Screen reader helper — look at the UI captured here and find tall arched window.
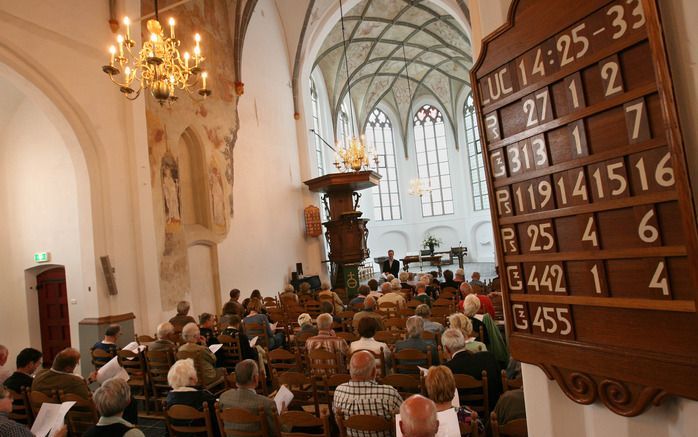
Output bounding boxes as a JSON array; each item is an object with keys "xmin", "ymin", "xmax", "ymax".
[
  {"xmin": 337, "ymin": 102, "xmax": 351, "ymax": 149},
  {"xmin": 366, "ymin": 108, "xmax": 401, "ymax": 220},
  {"xmin": 464, "ymin": 93, "xmax": 489, "ymax": 210},
  {"xmin": 413, "ymin": 104, "xmax": 454, "ymax": 216},
  {"xmin": 310, "ymin": 79, "xmax": 325, "ymax": 176}
]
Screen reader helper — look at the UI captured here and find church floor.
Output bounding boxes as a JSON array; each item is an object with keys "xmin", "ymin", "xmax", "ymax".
[{"xmin": 138, "ymin": 418, "xmax": 167, "ymax": 437}]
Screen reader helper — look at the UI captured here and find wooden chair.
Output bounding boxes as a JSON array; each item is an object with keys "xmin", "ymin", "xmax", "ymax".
[
  {"xmin": 454, "ymin": 371, "xmax": 490, "ymax": 419},
  {"xmin": 374, "ymin": 330, "xmax": 403, "ymax": 346},
  {"xmin": 145, "ymin": 348, "xmax": 176, "ymax": 411},
  {"xmin": 306, "ymin": 348, "xmax": 345, "ymax": 379},
  {"xmin": 8, "ymin": 388, "xmax": 32, "ymax": 425},
  {"xmin": 117, "ymin": 348, "xmax": 150, "ymax": 414},
  {"xmin": 165, "ymin": 403, "xmax": 215, "ymax": 437},
  {"xmin": 216, "ymin": 403, "xmax": 268, "ymax": 437},
  {"xmin": 276, "ymin": 371, "xmax": 320, "ymax": 416},
  {"xmin": 335, "ymin": 409, "xmax": 392, "ymax": 437},
  {"xmin": 243, "ymin": 322, "xmax": 270, "ymax": 350},
  {"xmin": 176, "ymin": 350, "xmax": 227, "ymax": 396},
  {"xmin": 293, "ymin": 331, "xmax": 313, "ymax": 356},
  {"xmin": 392, "ymin": 347, "xmax": 432, "ymax": 374},
  {"xmin": 379, "ymin": 373, "xmax": 421, "ymax": 400},
  {"xmin": 337, "ymin": 311, "xmax": 355, "ymax": 332},
  {"xmin": 59, "ymin": 391, "xmax": 99, "ymax": 437},
  {"xmin": 335, "ymin": 332, "xmax": 358, "ymax": 343},
  {"xmin": 26, "ymin": 388, "xmax": 59, "ymax": 418},
  {"xmin": 502, "ymin": 370, "xmax": 523, "ymax": 392},
  {"xmin": 384, "ymin": 317, "xmax": 406, "ymax": 331},
  {"xmin": 397, "ymin": 308, "xmax": 414, "ymax": 318},
  {"xmin": 432, "ymin": 298, "xmax": 454, "ymax": 308},
  {"xmin": 406, "ymin": 300, "xmax": 420, "ymax": 309},
  {"xmin": 136, "ymin": 334, "xmax": 156, "ymax": 344},
  {"xmin": 90, "ymin": 347, "xmax": 114, "ymax": 371},
  {"xmin": 225, "ymin": 373, "xmax": 237, "ymax": 389},
  {"xmin": 304, "ymin": 300, "xmax": 322, "ymax": 318},
  {"xmin": 318, "ymin": 374, "xmax": 351, "ymax": 416},
  {"xmin": 378, "ymin": 301, "xmax": 399, "ymax": 318},
  {"xmin": 263, "ymin": 296, "xmax": 278, "ymax": 307},
  {"xmin": 278, "ymin": 410, "xmax": 331, "ymax": 437},
  {"xmin": 268, "ymin": 348, "xmax": 303, "ymax": 387},
  {"xmin": 491, "ymin": 412, "xmax": 528, "ymax": 437},
  {"xmin": 217, "ymin": 334, "xmax": 243, "ymax": 373},
  {"xmin": 491, "ymin": 294, "xmax": 505, "ymax": 322}
]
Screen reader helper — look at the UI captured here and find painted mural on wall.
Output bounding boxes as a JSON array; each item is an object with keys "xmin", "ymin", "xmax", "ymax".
[{"xmin": 143, "ymin": 0, "xmax": 242, "ymax": 311}]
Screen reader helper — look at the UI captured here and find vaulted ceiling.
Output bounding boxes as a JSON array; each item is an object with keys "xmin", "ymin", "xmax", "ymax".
[{"xmin": 313, "ymin": 0, "xmax": 472, "ymax": 146}]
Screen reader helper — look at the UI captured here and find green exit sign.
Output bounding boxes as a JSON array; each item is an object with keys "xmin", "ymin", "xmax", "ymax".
[{"xmin": 34, "ymin": 252, "xmax": 50, "ymax": 263}]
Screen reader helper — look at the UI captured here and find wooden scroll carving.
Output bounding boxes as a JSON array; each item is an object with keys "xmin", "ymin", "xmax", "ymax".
[{"xmin": 471, "ymin": 0, "xmax": 698, "ymax": 415}]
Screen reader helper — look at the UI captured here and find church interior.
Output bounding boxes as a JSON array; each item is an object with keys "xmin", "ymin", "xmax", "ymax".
[{"xmin": 0, "ymin": 0, "xmax": 696, "ymax": 436}]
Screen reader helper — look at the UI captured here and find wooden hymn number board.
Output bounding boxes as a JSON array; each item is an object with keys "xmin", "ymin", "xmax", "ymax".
[{"xmin": 471, "ymin": 0, "xmax": 698, "ymax": 416}]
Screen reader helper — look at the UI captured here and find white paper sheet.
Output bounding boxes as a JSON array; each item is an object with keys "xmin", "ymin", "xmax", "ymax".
[
  {"xmin": 249, "ymin": 336, "xmax": 259, "ymax": 348},
  {"xmin": 452, "ymin": 388, "xmax": 460, "ymax": 408},
  {"xmin": 273, "ymin": 384, "xmax": 294, "ymax": 414},
  {"xmin": 121, "ymin": 341, "xmax": 147, "ymax": 359},
  {"xmin": 270, "ymin": 322, "xmax": 278, "ymax": 331},
  {"xmin": 96, "ymin": 356, "xmax": 130, "ymax": 384},
  {"xmin": 395, "ymin": 408, "xmax": 460, "ymax": 437},
  {"xmin": 31, "ymin": 401, "xmax": 76, "ymax": 437},
  {"xmin": 209, "ymin": 344, "xmax": 223, "ymax": 354},
  {"xmin": 418, "ymin": 366, "xmax": 429, "ymax": 376}
]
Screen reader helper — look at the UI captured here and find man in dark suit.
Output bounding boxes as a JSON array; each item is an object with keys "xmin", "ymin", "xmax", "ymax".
[
  {"xmin": 441, "ymin": 328, "xmax": 503, "ymax": 412},
  {"xmin": 219, "ymin": 359, "xmax": 281, "ymax": 436},
  {"xmin": 382, "ymin": 249, "xmax": 400, "ymax": 277}
]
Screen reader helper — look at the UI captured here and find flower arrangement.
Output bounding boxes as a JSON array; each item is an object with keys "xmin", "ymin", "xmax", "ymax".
[{"xmin": 422, "ymin": 234, "xmax": 443, "ymax": 250}]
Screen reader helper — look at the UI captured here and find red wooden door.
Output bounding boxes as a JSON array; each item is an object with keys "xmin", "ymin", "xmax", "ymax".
[{"xmin": 36, "ymin": 268, "xmax": 71, "ymax": 368}]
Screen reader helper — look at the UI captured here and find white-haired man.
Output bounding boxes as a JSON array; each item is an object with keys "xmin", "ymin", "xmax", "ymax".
[
  {"xmin": 398, "ymin": 395, "xmax": 439, "ymax": 437},
  {"xmin": 177, "ymin": 322, "xmax": 225, "ymax": 386},
  {"xmin": 441, "ymin": 328, "xmax": 502, "ymax": 412},
  {"xmin": 377, "ymin": 280, "xmax": 406, "ymax": 309},
  {"xmin": 306, "ymin": 313, "xmax": 349, "ymax": 373},
  {"xmin": 334, "ymin": 351, "xmax": 402, "ymax": 437},
  {"xmin": 395, "ymin": 316, "xmax": 438, "ymax": 370},
  {"xmin": 148, "ymin": 322, "xmax": 177, "ymax": 352}
]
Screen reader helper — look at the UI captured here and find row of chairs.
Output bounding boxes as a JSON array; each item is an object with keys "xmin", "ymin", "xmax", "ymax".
[{"xmin": 10, "ymin": 387, "xmax": 98, "ymax": 435}]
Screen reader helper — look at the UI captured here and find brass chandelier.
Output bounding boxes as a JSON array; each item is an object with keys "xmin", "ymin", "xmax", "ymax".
[
  {"xmin": 332, "ymin": 0, "xmax": 376, "ymax": 172},
  {"xmin": 102, "ymin": 1, "xmax": 211, "ymax": 105}
]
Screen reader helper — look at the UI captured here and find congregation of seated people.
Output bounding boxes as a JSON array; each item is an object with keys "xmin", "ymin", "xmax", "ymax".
[{"xmin": 0, "ymin": 268, "xmax": 525, "ymax": 437}]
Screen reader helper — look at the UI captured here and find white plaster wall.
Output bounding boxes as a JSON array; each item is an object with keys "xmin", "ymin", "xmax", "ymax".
[
  {"xmin": 217, "ymin": 0, "xmax": 322, "ymax": 300},
  {"xmin": 468, "ymin": 0, "xmax": 698, "ymax": 434},
  {"xmin": 0, "ymin": 95, "xmax": 82, "ymax": 371}
]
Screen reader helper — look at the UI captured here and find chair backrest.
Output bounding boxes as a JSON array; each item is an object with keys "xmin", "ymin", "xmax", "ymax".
[
  {"xmin": 318, "ymin": 373, "xmax": 351, "ymax": 416},
  {"xmin": 117, "ymin": 349, "xmax": 147, "ymax": 382},
  {"xmin": 91, "ymin": 348, "xmax": 114, "ymax": 371},
  {"xmin": 136, "ymin": 334, "xmax": 156, "ymax": 344},
  {"xmin": 243, "ymin": 322, "xmax": 270, "ymax": 349},
  {"xmin": 374, "ymin": 330, "xmax": 403, "ymax": 345},
  {"xmin": 165, "ymin": 403, "xmax": 215, "ymax": 437},
  {"xmin": 491, "ymin": 412, "xmax": 528, "ymax": 437},
  {"xmin": 278, "ymin": 411, "xmax": 331, "ymax": 437},
  {"xmin": 502, "ymin": 370, "xmax": 523, "ymax": 392},
  {"xmin": 293, "ymin": 331, "xmax": 313, "ymax": 355},
  {"xmin": 335, "ymin": 409, "xmax": 392, "ymax": 437},
  {"xmin": 335, "ymin": 332, "xmax": 358, "ymax": 343},
  {"xmin": 337, "ymin": 311, "xmax": 355, "ymax": 332},
  {"xmin": 145, "ymin": 348, "xmax": 176, "ymax": 398},
  {"xmin": 27, "ymin": 388, "xmax": 59, "ymax": 418},
  {"xmin": 406, "ymin": 300, "xmax": 420, "ymax": 309},
  {"xmin": 306, "ymin": 348, "xmax": 345, "ymax": 379},
  {"xmin": 218, "ymin": 334, "xmax": 243, "ymax": 372},
  {"xmin": 59, "ymin": 391, "xmax": 99, "ymax": 436},
  {"xmin": 392, "ymin": 347, "xmax": 432, "ymax": 374},
  {"xmin": 453, "ymin": 371, "xmax": 489, "ymax": 419},
  {"xmin": 384, "ymin": 317, "xmax": 406, "ymax": 331},
  {"xmin": 304, "ymin": 300, "xmax": 322, "ymax": 317},
  {"xmin": 8, "ymin": 388, "xmax": 31, "ymax": 425},
  {"xmin": 277, "ymin": 371, "xmax": 320, "ymax": 416},
  {"xmin": 216, "ymin": 403, "xmax": 267, "ymax": 437},
  {"xmin": 347, "ymin": 348, "xmax": 387, "ymax": 378},
  {"xmin": 379, "ymin": 374, "xmax": 421, "ymax": 400},
  {"xmin": 377, "ymin": 301, "xmax": 398, "ymax": 318},
  {"xmin": 268, "ymin": 348, "xmax": 303, "ymax": 386}
]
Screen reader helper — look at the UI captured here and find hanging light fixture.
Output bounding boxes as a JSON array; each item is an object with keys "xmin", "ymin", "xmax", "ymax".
[
  {"xmin": 101, "ymin": 0, "xmax": 211, "ymax": 105},
  {"xmin": 333, "ymin": 0, "xmax": 378, "ymax": 172}
]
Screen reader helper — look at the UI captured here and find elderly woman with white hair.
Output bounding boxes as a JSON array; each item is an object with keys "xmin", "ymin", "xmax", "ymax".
[
  {"xmin": 177, "ymin": 322, "xmax": 226, "ymax": 386},
  {"xmin": 394, "ymin": 316, "xmax": 439, "ymax": 372},
  {"xmin": 458, "ymin": 294, "xmax": 489, "ymax": 346},
  {"xmin": 297, "ymin": 313, "xmax": 317, "ymax": 335},
  {"xmin": 165, "ymin": 358, "xmax": 218, "ymax": 432},
  {"xmin": 83, "ymin": 378, "xmax": 144, "ymax": 437},
  {"xmin": 317, "ymin": 282, "xmax": 345, "ymax": 313},
  {"xmin": 448, "ymin": 313, "xmax": 487, "ymax": 352}
]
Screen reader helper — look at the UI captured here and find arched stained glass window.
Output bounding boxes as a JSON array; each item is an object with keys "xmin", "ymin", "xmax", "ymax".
[
  {"xmin": 464, "ymin": 93, "xmax": 489, "ymax": 210},
  {"xmin": 366, "ymin": 108, "xmax": 401, "ymax": 221},
  {"xmin": 413, "ymin": 104, "xmax": 454, "ymax": 217},
  {"xmin": 310, "ymin": 78, "xmax": 325, "ymax": 176}
]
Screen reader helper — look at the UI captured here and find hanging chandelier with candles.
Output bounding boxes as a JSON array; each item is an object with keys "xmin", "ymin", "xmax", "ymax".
[
  {"xmin": 102, "ymin": 1, "xmax": 211, "ymax": 105},
  {"xmin": 408, "ymin": 178, "xmax": 433, "ymax": 197},
  {"xmin": 332, "ymin": 0, "xmax": 377, "ymax": 173}
]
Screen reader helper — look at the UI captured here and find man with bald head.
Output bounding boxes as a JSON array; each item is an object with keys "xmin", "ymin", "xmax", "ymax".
[
  {"xmin": 399, "ymin": 395, "xmax": 439, "ymax": 437},
  {"xmin": 32, "ymin": 347, "xmax": 91, "ymax": 399},
  {"xmin": 333, "ymin": 351, "xmax": 402, "ymax": 437}
]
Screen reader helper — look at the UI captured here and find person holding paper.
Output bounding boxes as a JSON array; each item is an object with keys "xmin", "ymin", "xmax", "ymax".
[
  {"xmin": 32, "ymin": 348, "xmax": 91, "ymax": 399},
  {"xmin": 219, "ymin": 359, "xmax": 281, "ymax": 437},
  {"xmin": 177, "ymin": 323, "xmax": 226, "ymax": 386},
  {"xmin": 83, "ymin": 378, "xmax": 144, "ymax": 437},
  {"xmin": 423, "ymin": 366, "xmax": 484, "ymax": 437},
  {"xmin": 92, "ymin": 325, "xmax": 121, "ymax": 361},
  {"xmin": 147, "ymin": 322, "xmax": 177, "ymax": 352},
  {"xmin": 1, "ymin": 385, "xmax": 67, "ymax": 437}
]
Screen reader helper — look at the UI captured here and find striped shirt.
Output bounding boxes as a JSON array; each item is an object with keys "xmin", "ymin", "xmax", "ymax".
[
  {"xmin": 333, "ymin": 380, "xmax": 402, "ymax": 437},
  {"xmin": 0, "ymin": 412, "xmax": 33, "ymax": 437}
]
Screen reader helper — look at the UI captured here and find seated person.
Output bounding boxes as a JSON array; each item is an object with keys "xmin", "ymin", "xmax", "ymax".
[
  {"xmin": 297, "ymin": 283, "xmax": 314, "ymax": 301},
  {"xmin": 459, "ymin": 282, "xmax": 495, "ymax": 319},
  {"xmin": 198, "ymin": 313, "xmax": 217, "ymax": 346},
  {"xmin": 279, "ymin": 284, "xmax": 299, "ymax": 307},
  {"xmin": 398, "ymin": 395, "xmax": 439, "ymax": 437},
  {"xmin": 413, "ymin": 283, "xmax": 432, "ymax": 307},
  {"xmin": 448, "ymin": 313, "xmax": 487, "ymax": 352},
  {"xmin": 219, "ymin": 315, "xmax": 258, "ymax": 361},
  {"xmin": 242, "ymin": 290, "xmax": 267, "ymax": 315},
  {"xmin": 219, "ymin": 359, "xmax": 281, "ymax": 437},
  {"xmin": 297, "ymin": 313, "xmax": 318, "ymax": 335},
  {"xmin": 148, "ymin": 322, "xmax": 177, "ymax": 352},
  {"xmin": 367, "ymin": 278, "xmax": 379, "ymax": 294},
  {"xmin": 317, "ymin": 282, "xmax": 344, "ymax": 313},
  {"xmin": 469, "ymin": 271, "xmax": 486, "ymax": 289},
  {"xmin": 33, "ymin": 348, "xmax": 91, "ymax": 399},
  {"xmin": 92, "ymin": 324, "xmax": 121, "ymax": 362},
  {"xmin": 378, "ymin": 281, "xmax": 406, "ymax": 309},
  {"xmin": 170, "ymin": 301, "xmax": 197, "ymax": 334},
  {"xmin": 0, "ymin": 385, "xmax": 67, "ymax": 437},
  {"xmin": 166, "ymin": 358, "xmax": 218, "ymax": 432},
  {"xmin": 222, "ymin": 288, "xmax": 244, "ymax": 317},
  {"xmin": 441, "ymin": 328, "xmax": 503, "ymax": 412},
  {"xmin": 306, "ymin": 313, "xmax": 349, "ymax": 369},
  {"xmin": 243, "ymin": 298, "xmax": 284, "ymax": 350},
  {"xmin": 399, "ymin": 271, "xmax": 415, "ymax": 293},
  {"xmin": 84, "ymin": 378, "xmax": 144, "ymax": 437},
  {"xmin": 454, "ymin": 268, "xmax": 466, "ymax": 285},
  {"xmin": 349, "ymin": 317, "xmax": 391, "ymax": 372},
  {"xmin": 177, "ymin": 323, "xmax": 225, "ymax": 386},
  {"xmin": 492, "ymin": 388, "xmax": 526, "ymax": 428},
  {"xmin": 415, "ymin": 304, "xmax": 444, "ymax": 334},
  {"xmin": 3, "ymin": 348, "xmax": 42, "ymax": 394},
  {"xmin": 320, "ymin": 301, "xmax": 341, "ymax": 325},
  {"xmin": 423, "ymin": 365, "xmax": 484, "ymax": 436},
  {"xmin": 352, "ymin": 296, "xmax": 384, "ymax": 332},
  {"xmin": 459, "ymin": 294, "xmax": 490, "ymax": 345},
  {"xmin": 394, "ymin": 316, "xmax": 438, "ymax": 371},
  {"xmin": 348, "ymin": 285, "xmax": 369, "ymax": 309},
  {"xmin": 440, "ymin": 269, "xmax": 461, "ymax": 290}
]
